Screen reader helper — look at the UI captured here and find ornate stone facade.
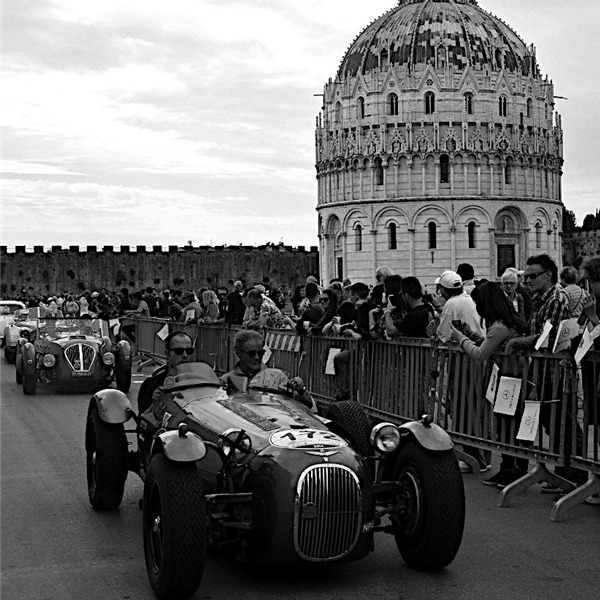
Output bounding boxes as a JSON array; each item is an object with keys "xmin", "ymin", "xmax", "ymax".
[{"xmin": 315, "ymin": 0, "xmax": 564, "ymax": 285}]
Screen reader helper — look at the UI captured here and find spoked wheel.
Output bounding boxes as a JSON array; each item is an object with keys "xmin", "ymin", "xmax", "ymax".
[
  {"xmin": 143, "ymin": 454, "xmax": 207, "ymax": 600},
  {"xmin": 390, "ymin": 442, "xmax": 465, "ymax": 570},
  {"xmin": 85, "ymin": 407, "xmax": 128, "ymax": 510}
]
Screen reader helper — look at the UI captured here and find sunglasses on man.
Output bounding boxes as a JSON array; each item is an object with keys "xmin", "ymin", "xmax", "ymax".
[
  {"xmin": 523, "ymin": 270, "xmax": 548, "ymax": 282},
  {"xmin": 168, "ymin": 347, "xmax": 195, "ymax": 356},
  {"xmin": 237, "ymin": 349, "xmax": 266, "ymax": 358}
]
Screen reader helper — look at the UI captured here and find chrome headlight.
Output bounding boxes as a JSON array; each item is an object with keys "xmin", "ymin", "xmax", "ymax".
[
  {"xmin": 219, "ymin": 428, "xmax": 252, "ymax": 460},
  {"xmin": 102, "ymin": 351, "xmax": 115, "ymax": 366},
  {"xmin": 370, "ymin": 422, "xmax": 401, "ymax": 454},
  {"xmin": 43, "ymin": 354, "xmax": 56, "ymax": 368}
]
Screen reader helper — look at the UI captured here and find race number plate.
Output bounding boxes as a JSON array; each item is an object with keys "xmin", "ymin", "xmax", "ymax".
[{"xmin": 269, "ymin": 429, "xmax": 347, "ymax": 450}]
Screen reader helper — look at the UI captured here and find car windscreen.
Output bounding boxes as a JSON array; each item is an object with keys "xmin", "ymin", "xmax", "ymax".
[
  {"xmin": 37, "ymin": 318, "xmax": 104, "ymax": 340},
  {"xmin": 0, "ymin": 304, "xmax": 25, "ymax": 315}
]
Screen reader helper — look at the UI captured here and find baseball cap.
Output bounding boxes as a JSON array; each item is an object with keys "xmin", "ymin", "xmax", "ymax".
[{"xmin": 439, "ymin": 270, "xmax": 463, "ymax": 289}]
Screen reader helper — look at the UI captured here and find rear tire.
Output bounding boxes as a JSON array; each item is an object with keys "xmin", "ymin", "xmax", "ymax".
[
  {"xmin": 390, "ymin": 442, "xmax": 465, "ymax": 570},
  {"xmin": 325, "ymin": 400, "xmax": 372, "ymax": 457},
  {"xmin": 85, "ymin": 407, "xmax": 128, "ymax": 510},
  {"xmin": 143, "ymin": 454, "xmax": 207, "ymax": 600}
]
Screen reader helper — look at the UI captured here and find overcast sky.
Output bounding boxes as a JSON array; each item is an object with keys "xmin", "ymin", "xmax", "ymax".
[{"xmin": 2, "ymin": 0, "xmax": 599, "ymax": 250}]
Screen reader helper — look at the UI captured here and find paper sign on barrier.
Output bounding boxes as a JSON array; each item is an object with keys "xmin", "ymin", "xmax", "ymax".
[
  {"xmin": 574, "ymin": 325, "xmax": 600, "ymax": 364},
  {"xmin": 110, "ymin": 318, "xmax": 120, "ymax": 335},
  {"xmin": 485, "ymin": 363, "xmax": 500, "ymax": 404},
  {"xmin": 261, "ymin": 344, "xmax": 272, "ymax": 364},
  {"xmin": 552, "ymin": 318, "xmax": 579, "ymax": 354},
  {"xmin": 516, "ymin": 401, "xmax": 541, "ymax": 442},
  {"xmin": 534, "ymin": 320, "xmax": 552, "ymax": 350},
  {"xmin": 493, "ymin": 376, "xmax": 522, "ymax": 416},
  {"xmin": 157, "ymin": 324, "xmax": 169, "ymax": 341},
  {"xmin": 325, "ymin": 348, "xmax": 342, "ymax": 375}
]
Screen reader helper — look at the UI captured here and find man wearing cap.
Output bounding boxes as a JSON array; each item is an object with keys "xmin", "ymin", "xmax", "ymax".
[{"xmin": 436, "ymin": 270, "xmax": 485, "ymax": 343}]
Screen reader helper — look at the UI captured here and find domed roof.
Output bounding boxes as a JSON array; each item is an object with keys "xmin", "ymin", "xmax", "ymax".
[{"xmin": 337, "ymin": 0, "xmax": 535, "ymax": 79}]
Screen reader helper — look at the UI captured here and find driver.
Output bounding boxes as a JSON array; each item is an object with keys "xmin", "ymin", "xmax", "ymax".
[
  {"xmin": 137, "ymin": 331, "xmax": 195, "ymax": 418},
  {"xmin": 220, "ymin": 330, "xmax": 316, "ymax": 412}
]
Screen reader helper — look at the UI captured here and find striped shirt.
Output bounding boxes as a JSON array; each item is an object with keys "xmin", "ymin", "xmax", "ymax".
[{"xmin": 528, "ymin": 283, "xmax": 568, "ymax": 348}]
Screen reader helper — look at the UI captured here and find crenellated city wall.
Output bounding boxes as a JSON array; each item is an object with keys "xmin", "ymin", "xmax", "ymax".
[{"xmin": 0, "ymin": 244, "xmax": 319, "ymax": 296}]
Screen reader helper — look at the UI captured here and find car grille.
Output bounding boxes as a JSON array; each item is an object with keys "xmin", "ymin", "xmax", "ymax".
[
  {"xmin": 294, "ymin": 464, "xmax": 362, "ymax": 561},
  {"xmin": 64, "ymin": 344, "xmax": 97, "ymax": 372}
]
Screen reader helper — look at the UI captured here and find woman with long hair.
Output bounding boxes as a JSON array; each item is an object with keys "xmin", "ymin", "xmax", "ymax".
[
  {"xmin": 450, "ymin": 281, "xmax": 528, "ymax": 488},
  {"xmin": 201, "ymin": 289, "xmax": 220, "ymax": 323},
  {"xmin": 311, "ymin": 288, "xmax": 339, "ymax": 335}
]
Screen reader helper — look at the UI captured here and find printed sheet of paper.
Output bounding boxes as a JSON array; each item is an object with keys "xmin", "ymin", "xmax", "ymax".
[
  {"xmin": 185, "ymin": 309, "xmax": 196, "ymax": 323},
  {"xmin": 493, "ymin": 376, "xmax": 522, "ymax": 416},
  {"xmin": 485, "ymin": 363, "xmax": 500, "ymax": 404},
  {"xmin": 534, "ymin": 320, "xmax": 552, "ymax": 350},
  {"xmin": 517, "ymin": 401, "xmax": 541, "ymax": 442},
  {"xmin": 325, "ymin": 348, "xmax": 342, "ymax": 375},
  {"xmin": 109, "ymin": 318, "xmax": 120, "ymax": 335},
  {"xmin": 574, "ymin": 325, "xmax": 600, "ymax": 364},
  {"xmin": 156, "ymin": 323, "xmax": 169, "ymax": 340},
  {"xmin": 552, "ymin": 318, "xmax": 579, "ymax": 354}
]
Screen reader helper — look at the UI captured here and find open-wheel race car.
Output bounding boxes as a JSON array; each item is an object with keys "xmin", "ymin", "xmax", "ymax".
[
  {"xmin": 16, "ymin": 317, "xmax": 132, "ymax": 394},
  {"xmin": 85, "ymin": 363, "xmax": 465, "ymax": 600}
]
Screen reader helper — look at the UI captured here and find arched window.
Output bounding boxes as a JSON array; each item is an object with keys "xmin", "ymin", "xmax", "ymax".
[
  {"xmin": 335, "ymin": 101, "xmax": 342, "ymax": 122},
  {"xmin": 519, "ymin": 112, "xmax": 524, "ymax": 128},
  {"xmin": 499, "ymin": 96, "xmax": 507, "ymax": 117},
  {"xmin": 535, "ymin": 222, "xmax": 542, "ymax": 249},
  {"xmin": 355, "ymin": 224, "xmax": 363, "ymax": 251},
  {"xmin": 464, "ymin": 92, "xmax": 473, "ymax": 115},
  {"xmin": 428, "ymin": 222, "xmax": 437, "ymax": 249},
  {"xmin": 380, "ymin": 49, "xmax": 389, "ymax": 71},
  {"xmin": 437, "ymin": 45, "xmax": 447, "ymax": 69},
  {"xmin": 505, "ymin": 163, "xmax": 512, "ymax": 184},
  {"xmin": 425, "ymin": 91, "xmax": 435, "ymax": 114},
  {"xmin": 388, "ymin": 223, "xmax": 397, "ymax": 250},
  {"xmin": 468, "ymin": 221, "xmax": 476, "ymax": 248},
  {"xmin": 357, "ymin": 97, "xmax": 365, "ymax": 119},
  {"xmin": 388, "ymin": 93, "xmax": 399, "ymax": 116},
  {"xmin": 526, "ymin": 98, "xmax": 533, "ymax": 118},
  {"xmin": 374, "ymin": 159, "xmax": 383, "ymax": 186},
  {"xmin": 440, "ymin": 154, "xmax": 449, "ymax": 183}
]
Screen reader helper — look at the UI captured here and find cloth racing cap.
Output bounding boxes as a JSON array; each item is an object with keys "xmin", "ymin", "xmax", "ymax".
[{"xmin": 439, "ymin": 270, "xmax": 463, "ymax": 290}]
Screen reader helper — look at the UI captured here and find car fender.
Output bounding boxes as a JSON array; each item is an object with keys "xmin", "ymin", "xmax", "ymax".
[
  {"xmin": 115, "ymin": 340, "xmax": 132, "ymax": 369},
  {"xmin": 152, "ymin": 429, "xmax": 207, "ymax": 463},
  {"xmin": 21, "ymin": 342, "xmax": 37, "ymax": 375},
  {"xmin": 90, "ymin": 389, "xmax": 133, "ymax": 424},
  {"xmin": 398, "ymin": 420, "xmax": 454, "ymax": 452}
]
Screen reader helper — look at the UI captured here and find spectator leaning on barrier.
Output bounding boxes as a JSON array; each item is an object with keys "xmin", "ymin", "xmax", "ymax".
[
  {"xmin": 383, "ymin": 276, "xmax": 434, "ymax": 339},
  {"xmin": 295, "ymin": 282, "xmax": 324, "ymax": 335},
  {"xmin": 243, "ymin": 289, "xmax": 294, "ymax": 331},
  {"xmin": 436, "ymin": 270, "xmax": 485, "ymax": 343},
  {"xmin": 450, "ymin": 281, "xmax": 529, "ymax": 488},
  {"xmin": 560, "ymin": 265, "xmax": 589, "ymax": 319},
  {"xmin": 310, "ymin": 288, "xmax": 339, "ymax": 336},
  {"xmin": 370, "ymin": 266, "xmax": 393, "ymax": 307}
]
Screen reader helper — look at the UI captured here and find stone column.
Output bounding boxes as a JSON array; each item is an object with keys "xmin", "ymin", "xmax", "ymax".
[
  {"xmin": 488, "ymin": 227, "xmax": 496, "ymax": 277},
  {"xmin": 408, "ymin": 229, "xmax": 415, "ymax": 275}
]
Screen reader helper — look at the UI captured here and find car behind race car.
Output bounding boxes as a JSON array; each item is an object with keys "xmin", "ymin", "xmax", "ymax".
[
  {"xmin": 16, "ymin": 317, "xmax": 132, "ymax": 394},
  {"xmin": 85, "ymin": 363, "xmax": 465, "ymax": 600},
  {"xmin": 3, "ymin": 307, "xmax": 41, "ymax": 363},
  {"xmin": 1, "ymin": 300, "xmax": 27, "ymax": 362}
]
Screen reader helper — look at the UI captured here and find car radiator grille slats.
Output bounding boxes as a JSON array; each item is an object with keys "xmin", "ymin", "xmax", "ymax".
[
  {"xmin": 294, "ymin": 464, "xmax": 362, "ymax": 561},
  {"xmin": 64, "ymin": 344, "xmax": 96, "ymax": 371}
]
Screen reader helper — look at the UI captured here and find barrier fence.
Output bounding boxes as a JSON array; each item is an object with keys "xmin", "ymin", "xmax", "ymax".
[{"xmin": 120, "ymin": 317, "xmax": 600, "ymax": 521}]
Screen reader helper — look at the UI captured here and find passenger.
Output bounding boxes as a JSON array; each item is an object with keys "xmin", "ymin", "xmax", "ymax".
[
  {"xmin": 137, "ymin": 331, "xmax": 195, "ymax": 417},
  {"xmin": 450, "ymin": 282, "xmax": 529, "ymax": 488}
]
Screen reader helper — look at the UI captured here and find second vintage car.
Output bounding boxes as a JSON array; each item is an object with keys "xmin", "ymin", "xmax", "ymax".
[
  {"xmin": 16, "ymin": 317, "xmax": 132, "ymax": 394},
  {"xmin": 85, "ymin": 363, "xmax": 465, "ymax": 600},
  {"xmin": 1, "ymin": 300, "xmax": 27, "ymax": 362}
]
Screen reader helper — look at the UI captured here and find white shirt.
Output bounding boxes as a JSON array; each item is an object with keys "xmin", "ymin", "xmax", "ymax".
[{"xmin": 436, "ymin": 291, "xmax": 485, "ymax": 343}]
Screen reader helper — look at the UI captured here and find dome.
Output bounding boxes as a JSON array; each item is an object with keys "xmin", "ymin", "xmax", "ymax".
[{"xmin": 338, "ymin": 0, "xmax": 536, "ymax": 79}]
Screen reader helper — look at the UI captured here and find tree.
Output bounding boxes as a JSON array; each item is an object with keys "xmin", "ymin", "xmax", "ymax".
[
  {"xmin": 562, "ymin": 207, "xmax": 577, "ymax": 233},
  {"xmin": 582, "ymin": 213, "xmax": 596, "ymax": 231}
]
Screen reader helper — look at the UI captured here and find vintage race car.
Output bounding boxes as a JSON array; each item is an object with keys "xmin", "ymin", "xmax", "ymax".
[
  {"xmin": 1, "ymin": 300, "xmax": 27, "ymax": 361},
  {"xmin": 16, "ymin": 317, "xmax": 132, "ymax": 394},
  {"xmin": 3, "ymin": 307, "xmax": 41, "ymax": 364},
  {"xmin": 85, "ymin": 363, "xmax": 465, "ymax": 600}
]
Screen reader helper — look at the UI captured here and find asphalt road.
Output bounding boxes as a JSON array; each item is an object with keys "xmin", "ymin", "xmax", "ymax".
[{"xmin": 1, "ymin": 358, "xmax": 599, "ymax": 600}]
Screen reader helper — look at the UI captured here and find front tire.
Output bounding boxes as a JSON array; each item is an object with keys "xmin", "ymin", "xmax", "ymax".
[
  {"xmin": 391, "ymin": 442, "xmax": 465, "ymax": 570},
  {"xmin": 85, "ymin": 407, "xmax": 128, "ymax": 510},
  {"xmin": 115, "ymin": 366, "xmax": 132, "ymax": 393},
  {"xmin": 22, "ymin": 371, "xmax": 36, "ymax": 395},
  {"xmin": 325, "ymin": 400, "xmax": 372, "ymax": 457},
  {"xmin": 143, "ymin": 454, "xmax": 207, "ymax": 600}
]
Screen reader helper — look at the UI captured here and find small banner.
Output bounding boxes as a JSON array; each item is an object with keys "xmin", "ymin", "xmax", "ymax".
[
  {"xmin": 156, "ymin": 323, "xmax": 169, "ymax": 341},
  {"xmin": 552, "ymin": 318, "xmax": 579, "ymax": 354},
  {"xmin": 574, "ymin": 325, "xmax": 600, "ymax": 364},
  {"xmin": 517, "ymin": 401, "xmax": 541, "ymax": 442},
  {"xmin": 325, "ymin": 348, "xmax": 342, "ymax": 375},
  {"xmin": 485, "ymin": 363, "xmax": 500, "ymax": 404},
  {"xmin": 493, "ymin": 376, "xmax": 522, "ymax": 416},
  {"xmin": 264, "ymin": 331, "xmax": 301, "ymax": 352},
  {"xmin": 534, "ymin": 320, "xmax": 552, "ymax": 350},
  {"xmin": 262, "ymin": 344, "xmax": 272, "ymax": 364}
]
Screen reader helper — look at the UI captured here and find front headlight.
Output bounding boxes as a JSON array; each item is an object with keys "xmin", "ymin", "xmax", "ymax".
[
  {"xmin": 43, "ymin": 354, "xmax": 56, "ymax": 368},
  {"xmin": 370, "ymin": 422, "xmax": 401, "ymax": 454},
  {"xmin": 102, "ymin": 351, "xmax": 115, "ymax": 366},
  {"xmin": 219, "ymin": 428, "xmax": 252, "ymax": 460}
]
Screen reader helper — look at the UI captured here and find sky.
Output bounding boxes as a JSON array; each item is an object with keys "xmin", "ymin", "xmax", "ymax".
[{"xmin": 2, "ymin": 0, "xmax": 599, "ymax": 250}]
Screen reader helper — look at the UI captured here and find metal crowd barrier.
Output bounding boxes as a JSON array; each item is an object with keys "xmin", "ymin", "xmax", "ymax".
[{"xmin": 123, "ymin": 318, "xmax": 600, "ymax": 521}]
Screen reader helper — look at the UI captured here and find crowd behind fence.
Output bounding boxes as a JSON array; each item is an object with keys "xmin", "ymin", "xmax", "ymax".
[{"xmin": 120, "ymin": 317, "xmax": 600, "ymax": 521}]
